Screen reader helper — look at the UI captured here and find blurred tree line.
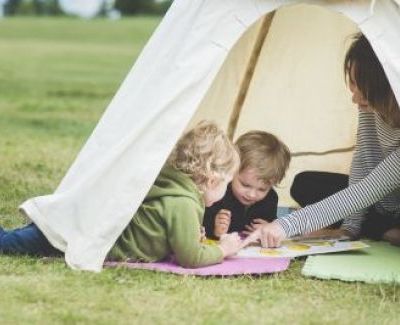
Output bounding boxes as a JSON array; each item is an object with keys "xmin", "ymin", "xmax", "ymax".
[
  {"xmin": 115, "ymin": 0, "xmax": 173, "ymax": 15},
  {"xmin": 2, "ymin": 0, "xmax": 173, "ymax": 16},
  {"xmin": 4, "ymin": 0, "xmax": 62, "ymax": 15}
]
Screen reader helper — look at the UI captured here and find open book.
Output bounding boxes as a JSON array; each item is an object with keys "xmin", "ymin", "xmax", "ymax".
[
  {"xmin": 236, "ymin": 239, "xmax": 368, "ymax": 258},
  {"xmin": 203, "ymin": 237, "xmax": 369, "ymax": 258}
]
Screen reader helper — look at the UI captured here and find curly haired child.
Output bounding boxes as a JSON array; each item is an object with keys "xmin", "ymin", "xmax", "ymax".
[{"xmin": 0, "ymin": 121, "xmax": 243, "ymax": 268}]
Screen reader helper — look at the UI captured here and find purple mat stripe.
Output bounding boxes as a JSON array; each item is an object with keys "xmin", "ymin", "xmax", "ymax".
[{"xmin": 105, "ymin": 257, "xmax": 290, "ymax": 276}]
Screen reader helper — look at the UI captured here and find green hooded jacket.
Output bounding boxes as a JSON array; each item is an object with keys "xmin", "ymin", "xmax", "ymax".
[{"xmin": 108, "ymin": 165, "xmax": 223, "ymax": 268}]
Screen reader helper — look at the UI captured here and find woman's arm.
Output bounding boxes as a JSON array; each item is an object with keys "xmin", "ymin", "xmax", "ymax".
[{"xmin": 277, "ymin": 148, "xmax": 400, "ymax": 237}]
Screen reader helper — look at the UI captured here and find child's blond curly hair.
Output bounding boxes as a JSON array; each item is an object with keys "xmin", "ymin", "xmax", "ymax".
[{"xmin": 168, "ymin": 121, "xmax": 240, "ymax": 192}]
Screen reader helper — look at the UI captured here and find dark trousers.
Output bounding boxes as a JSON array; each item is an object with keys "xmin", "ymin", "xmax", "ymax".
[
  {"xmin": 290, "ymin": 171, "xmax": 400, "ymax": 240},
  {"xmin": 0, "ymin": 223, "xmax": 61, "ymax": 256}
]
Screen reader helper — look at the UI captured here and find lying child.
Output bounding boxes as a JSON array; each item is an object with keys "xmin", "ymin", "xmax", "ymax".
[
  {"xmin": 0, "ymin": 121, "xmax": 243, "ymax": 268},
  {"xmin": 203, "ymin": 131, "xmax": 291, "ymax": 239}
]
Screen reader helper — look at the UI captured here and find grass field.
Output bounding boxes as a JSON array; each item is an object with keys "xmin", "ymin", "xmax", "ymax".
[{"xmin": 0, "ymin": 17, "xmax": 399, "ymax": 324}]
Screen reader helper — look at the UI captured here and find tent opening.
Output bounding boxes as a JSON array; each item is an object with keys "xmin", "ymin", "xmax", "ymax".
[{"xmin": 188, "ymin": 4, "xmax": 360, "ymax": 206}]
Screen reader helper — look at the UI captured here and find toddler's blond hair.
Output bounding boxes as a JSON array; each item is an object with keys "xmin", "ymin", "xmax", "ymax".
[
  {"xmin": 168, "ymin": 121, "xmax": 240, "ymax": 192},
  {"xmin": 235, "ymin": 131, "xmax": 291, "ymax": 185}
]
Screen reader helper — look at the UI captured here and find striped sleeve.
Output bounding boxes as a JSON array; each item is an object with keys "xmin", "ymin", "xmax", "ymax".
[
  {"xmin": 277, "ymin": 148, "xmax": 400, "ymax": 237},
  {"xmin": 340, "ymin": 138, "xmax": 368, "ymax": 236}
]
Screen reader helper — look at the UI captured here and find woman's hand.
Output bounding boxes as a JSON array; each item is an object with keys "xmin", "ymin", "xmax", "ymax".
[
  {"xmin": 299, "ymin": 228, "xmax": 352, "ymax": 240},
  {"xmin": 241, "ymin": 221, "xmax": 287, "ymax": 248}
]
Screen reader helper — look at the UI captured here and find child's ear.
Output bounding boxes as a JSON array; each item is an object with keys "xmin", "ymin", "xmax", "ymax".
[{"xmin": 207, "ymin": 175, "xmax": 219, "ymax": 189}]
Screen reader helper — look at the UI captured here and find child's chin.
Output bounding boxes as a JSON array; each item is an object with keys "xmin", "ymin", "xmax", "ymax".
[{"xmin": 239, "ymin": 199, "xmax": 254, "ymax": 206}]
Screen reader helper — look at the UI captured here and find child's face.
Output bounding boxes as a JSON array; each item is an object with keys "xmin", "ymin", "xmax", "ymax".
[
  {"xmin": 231, "ymin": 167, "xmax": 272, "ymax": 206},
  {"xmin": 203, "ymin": 175, "xmax": 233, "ymax": 207}
]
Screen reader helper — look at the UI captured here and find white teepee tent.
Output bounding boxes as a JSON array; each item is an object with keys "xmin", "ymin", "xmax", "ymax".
[{"xmin": 20, "ymin": 0, "xmax": 400, "ymax": 271}]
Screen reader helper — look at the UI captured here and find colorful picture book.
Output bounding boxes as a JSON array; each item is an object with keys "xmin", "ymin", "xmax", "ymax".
[
  {"xmin": 235, "ymin": 239, "xmax": 369, "ymax": 258},
  {"xmin": 203, "ymin": 238, "xmax": 369, "ymax": 258}
]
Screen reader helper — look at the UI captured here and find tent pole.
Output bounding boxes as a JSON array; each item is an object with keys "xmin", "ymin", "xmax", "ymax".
[
  {"xmin": 227, "ymin": 12, "xmax": 276, "ymax": 140},
  {"xmin": 292, "ymin": 145, "xmax": 355, "ymax": 157}
]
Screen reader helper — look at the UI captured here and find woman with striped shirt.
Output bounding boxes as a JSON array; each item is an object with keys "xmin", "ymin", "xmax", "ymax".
[{"xmin": 245, "ymin": 33, "xmax": 400, "ymax": 248}]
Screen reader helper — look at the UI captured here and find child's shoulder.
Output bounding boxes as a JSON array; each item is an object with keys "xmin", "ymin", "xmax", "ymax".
[
  {"xmin": 258, "ymin": 188, "xmax": 278, "ymax": 204},
  {"xmin": 267, "ymin": 188, "xmax": 278, "ymax": 199},
  {"xmin": 163, "ymin": 195, "xmax": 204, "ymax": 221}
]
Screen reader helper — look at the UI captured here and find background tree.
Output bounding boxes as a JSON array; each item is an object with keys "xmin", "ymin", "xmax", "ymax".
[
  {"xmin": 4, "ymin": 0, "xmax": 61, "ymax": 16},
  {"xmin": 43, "ymin": 0, "xmax": 61, "ymax": 15},
  {"xmin": 157, "ymin": 0, "xmax": 173, "ymax": 13},
  {"xmin": 32, "ymin": 0, "xmax": 44, "ymax": 14},
  {"xmin": 114, "ymin": 0, "xmax": 152, "ymax": 15},
  {"xmin": 2, "ymin": 0, "xmax": 171, "ymax": 16},
  {"xmin": 114, "ymin": 0, "xmax": 173, "ymax": 15},
  {"xmin": 4, "ymin": 0, "xmax": 22, "ymax": 15}
]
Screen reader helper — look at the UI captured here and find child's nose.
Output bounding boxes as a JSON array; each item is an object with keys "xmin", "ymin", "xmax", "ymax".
[{"xmin": 248, "ymin": 189, "xmax": 257, "ymax": 199}]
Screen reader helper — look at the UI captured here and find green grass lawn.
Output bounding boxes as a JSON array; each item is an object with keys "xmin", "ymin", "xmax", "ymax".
[{"xmin": 0, "ymin": 17, "xmax": 399, "ymax": 324}]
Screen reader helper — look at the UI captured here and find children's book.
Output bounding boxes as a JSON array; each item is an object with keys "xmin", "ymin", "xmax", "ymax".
[
  {"xmin": 236, "ymin": 239, "xmax": 368, "ymax": 258},
  {"xmin": 203, "ymin": 238, "xmax": 369, "ymax": 258}
]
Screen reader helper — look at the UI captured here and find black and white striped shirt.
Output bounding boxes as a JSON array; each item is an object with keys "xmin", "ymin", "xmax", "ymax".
[{"xmin": 278, "ymin": 112, "xmax": 400, "ymax": 237}]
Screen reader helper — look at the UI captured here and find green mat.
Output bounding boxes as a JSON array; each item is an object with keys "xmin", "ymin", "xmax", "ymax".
[{"xmin": 302, "ymin": 241, "xmax": 400, "ymax": 283}]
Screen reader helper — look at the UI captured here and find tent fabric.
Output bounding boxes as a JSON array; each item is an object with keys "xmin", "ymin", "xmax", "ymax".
[
  {"xmin": 188, "ymin": 4, "xmax": 359, "ymax": 204},
  {"xmin": 20, "ymin": 0, "xmax": 400, "ymax": 271}
]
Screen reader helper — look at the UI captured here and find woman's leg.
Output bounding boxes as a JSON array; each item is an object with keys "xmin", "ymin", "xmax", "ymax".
[
  {"xmin": 291, "ymin": 171, "xmax": 349, "ymax": 206},
  {"xmin": 383, "ymin": 228, "xmax": 400, "ymax": 246},
  {"xmin": 361, "ymin": 209, "xmax": 400, "ymax": 245},
  {"xmin": 290, "ymin": 171, "xmax": 349, "ymax": 228},
  {"xmin": 291, "ymin": 172, "xmax": 400, "ymax": 242},
  {"xmin": 0, "ymin": 223, "xmax": 61, "ymax": 256}
]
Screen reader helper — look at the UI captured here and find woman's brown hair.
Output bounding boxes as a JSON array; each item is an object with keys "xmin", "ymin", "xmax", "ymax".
[{"xmin": 344, "ymin": 33, "xmax": 400, "ymax": 128}]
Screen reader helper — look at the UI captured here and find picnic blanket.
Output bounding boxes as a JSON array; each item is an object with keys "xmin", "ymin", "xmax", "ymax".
[
  {"xmin": 105, "ymin": 257, "xmax": 290, "ymax": 276},
  {"xmin": 302, "ymin": 240, "xmax": 400, "ymax": 283}
]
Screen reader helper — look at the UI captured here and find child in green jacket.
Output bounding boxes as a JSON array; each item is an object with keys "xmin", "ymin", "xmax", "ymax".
[
  {"xmin": 0, "ymin": 121, "xmax": 242, "ymax": 268},
  {"xmin": 108, "ymin": 121, "xmax": 242, "ymax": 267}
]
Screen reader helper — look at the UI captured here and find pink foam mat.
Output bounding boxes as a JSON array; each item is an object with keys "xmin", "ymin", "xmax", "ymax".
[{"xmin": 104, "ymin": 257, "xmax": 290, "ymax": 276}]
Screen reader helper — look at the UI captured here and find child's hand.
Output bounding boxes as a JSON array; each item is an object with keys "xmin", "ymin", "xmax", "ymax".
[
  {"xmin": 214, "ymin": 209, "xmax": 231, "ymax": 238},
  {"xmin": 218, "ymin": 232, "xmax": 242, "ymax": 258},
  {"xmin": 243, "ymin": 218, "xmax": 269, "ymax": 235},
  {"xmin": 241, "ymin": 221, "xmax": 286, "ymax": 248},
  {"xmin": 200, "ymin": 226, "xmax": 206, "ymax": 242}
]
